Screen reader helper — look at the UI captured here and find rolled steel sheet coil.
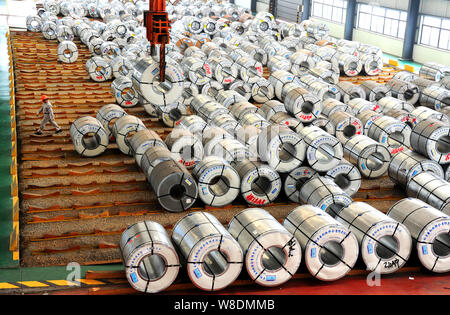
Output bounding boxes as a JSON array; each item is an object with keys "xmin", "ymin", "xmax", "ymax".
[
  {"xmin": 385, "ymin": 79, "xmax": 420, "ymax": 105},
  {"xmin": 360, "ymin": 53, "xmax": 383, "ymax": 76},
  {"xmin": 208, "ymin": 56, "xmax": 238, "ymax": 85},
  {"xmin": 192, "ymin": 156, "xmax": 240, "ymax": 207},
  {"xmin": 284, "ymin": 166, "xmax": 318, "ymax": 203},
  {"xmin": 112, "ymin": 115, "xmax": 146, "ymax": 155},
  {"xmin": 111, "ymin": 56, "xmax": 134, "ymax": 78},
  {"xmin": 309, "ymin": 66, "xmax": 339, "ymax": 85},
  {"xmin": 412, "ymin": 77, "xmax": 436, "ymax": 91},
  {"xmin": 283, "ymin": 205, "xmax": 359, "ymax": 281},
  {"xmin": 325, "ymin": 159, "xmax": 362, "ymax": 197},
  {"xmin": 316, "ymin": 60, "xmax": 340, "ymax": 75},
  {"xmin": 172, "ymin": 212, "xmax": 243, "ymax": 290},
  {"xmin": 140, "ymin": 146, "xmax": 175, "ymax": 180},
  {"xmin": 211, "ymin": 113, "xmax": 241, "ymax": 136},
  {"xmin": 56, "ymin": 25, "xmax": 74, "ymax": 42},
  {"xmin": 438, "ymin": 77, "xmax": 450, "ymax": 90},
  {"xmin": 238, "ymin": 111, "xmax": 269, "ymax": 129},
  {"xmin": 310, "ymin": 115, "xmax": 336, "ymax": 135},
  {"xmin": 227, "ymin": 80, "xmax": 252, "ymax": 100},
  {"xmin": 195, "ymin": 101, "xmax": 229, "ymax": 123},
  {"xmin": 410, "ymin": 119, "xmax": 450, "ymax": 164},
  {"xmin": 150, "ymin": 159, "xmax": 198, "ymax": 212},
  {"xmin": 140, "ymin": 96, "xmax": 158, "ymax": 118},
  {"xmin": 299, "ymin": 177, "xmax": 352, "ymax": 217},
  {"xmin": 336, "ymin": 202, "xmax": 412, "ymax": 274},
  {"xmin": 388, "ymin": 149, "xmax": 444, "ymax": 187},
  {"xmin": 419, "ymin": 62, "xmax": 450, "ymax": 81},
  {"xmin": 300, "ymin": 126, "xmax": 343, "ymax": 172},
  {"xmin": 407, "ymin": 172, "xmax": 450, "ymax": 215},
  {"xmin": 42, "ymin": 21, "xmax": 58, "ymax": 40},
  {"xmin": 179, "ymin": 81, "xmax": 199, "ymax": 107},
  {"xmin": 157, "ymin": 102, "xmax": 188, "ymax": 128},
  {"xmin": 201, "ymin": 80, "xmax": 225, "ymax": 99},
  {"xmin": 202, "ymin": 126, "xmax": 234, "ymax": 156},
  {"xmin": 367, "ymin": 116, "xmax": 412, "ymax": 156},
  {"xmin": 85, "ymin": 56, "xmax": 113, "ymax": 82},
  {"xmin": 217, "ymin": 91, "xmax": 247, "ymax": 110},
  {"xmin": 203, "ymin": 18, "xmax": 219, "ymax": 36},
  {"xmin": 70, "ymin": 116, "xmax": 109, "ymax": 157},
  {"xmin": 420, "ymin": 85, "xmax": 450, "ymax": 110},
  {"xmin": 57, "ymin": 41, "xmax": 78, "ymax": 63},
  {"xmin": 283, "ymin": 85, "xmax": 322, "ymax": 123},
  {"xmin": 361, "ymin": 80, "xmax": 392, "ymax": 102},
  {"xmin": 337, "ymin": 81, "xmax": 366, "ymax": 103},
  {"xmin": 358, "ymin": 44, "xmax": 382, "ymax": 57},
  {"xmin": 129, "ymin": 129, "xmax": 166, "ymax": 167},
  {"xmin": 268, "ymin": 112, "xmax": 304, "ymax": 133},
  {"xmin": 377, "ymin": 96, "xmax": 415, "ymax": 114},
  {"xmin": 251, "ymin": 78, "xmax": 275, "ymax": 103},
  {"xmin": 100, "ymin": 41, "xmax": 121, "ymax": 59},
  {"xmin": 321, "ymin": 98, "xmax": 353, "ymax": 118},
  {"xmin": 336, "ymin": 53, "xmax": 362, "ymax": 77},
  {"xmin": 209, "ymin": 138, "xmax": 255, "ymax": 163},
  {"xmin": 412, "ymin": 106, "xmax": 450, "ymax": 124},
  {"xmin": 289, "ymin": 50, "xmax": 316, "ymax": 75},
  {"xmin": 228, "ymin": 208, "xmax": 301, "ymax": 287},
  {"xmin": 234, "ymin": 160, "xmax": 281, "ymax": 206},
  {"xmin": 191, "ymin": 94, "xmax": 217, "ymax": 113},
  {"xmin": 184, "ymin": 16, "xmax": 203, "ymax": 34},
  {"xmin": 347, "ymin": 98, "xmax": 382, "ymax": 115},
  {"xmin": 356, "ymin": 110, "xmax": 382, "ymax": 136},
  {"xmin": 132, "ymin": 57, "xmax": 184, "ymax": 106},
  {"xmin": 88, "ymin": 37, "xmax": 105, "ymax": 56},
  {"xmin": 235, "ymin": 125, "xmax": 261, "ymax": 155},
  {"xmin": 385, "ymin": 109, "xmax": 418, "ymax": 129},
  {"xmin": 235, "ymin": 56, "xmax": 263, "ymax": 84},
  {"xmin": 387, "ymin": 198, "xmax": 450, "ymax": 273},
  {"xmin": 26, "ymin": 15, "xmax": 42, "ymax": 32},
  {"xmin": 329, "ymin": 111, "xmax": 363, "ymax": 143},
  {"xmin": 343, "ymin": 134, "xmax": 391, "ymax": 178},
  {"xmin": 96, "ymin": 103, "xmax": 127, "ymax": 139},
  {"xmin": 257, "ymin": 125, "xmax": 306, "ymax": 173},
  {"xmin": 258, "ymin": 100, "xmax": 287, "ymax": 120},
  {"xmin": 267, "ymin": 55, "xmax": 291, "ymax": 73},
  {"xmin": 111, "ymin": 76, "xmax": 139, "ymax": 107},
  {"xmin": 120, "ymin": 221, "xmax": 180, "ymax": 293},
  {"xmin": 165, "ymin": 129, "xmax": 203, "ymax": 169},
  {"xmin": 184, "ymin": 46, "xmax": 206, "ymax": 59},
  {"xmin": 229, "ymin": 101, "xmax": 258, "ymax": 120},
  {"xmin": 298, "ymin": 74, "xmax": 341, "ymax": 101},
  {"xmin": 181, "ymin": 57, "xmax": 213, "ymax": 86},
  {"xmin": 268, "ymin": 70, "xmax": 301, "ymax": 100}
]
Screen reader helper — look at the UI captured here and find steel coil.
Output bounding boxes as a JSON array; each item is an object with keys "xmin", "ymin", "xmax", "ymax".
[
  {"xmin": 85, "ymin": 56, "xmax": 112, "ymax": 82},
  {"xmin": 56, "ymin": 25, "xmax": 74, "ymax": 42},
  {"xmin": 343, "ymin": 134, "xmax": 391, "ymax": 178},
  {"xmin": 226, "ymin": 80, "xmax": 252, "ymax": 101},
  {"xmin": 192, "ymin": 156, "xmax": 240, "ymax": 207},
  {"xmin": 329, "ymin": 111, "xmax": 363, "ymax": 143},
  {"xmin": 299, "ymin": 177, "xmax": 352, "ymax": 217},
  {"xmin": 57, "ymin": 41, "xmax": 78, "ymax": 63},
  {"xmin": 235, "ymin": 125, "xmax": 261, "ymax": 155},
  {"xmin": 157, "ymin": 102, "xmax": 188, "ymax": 127},
  {"xmin": 386, "ymin": 79, "xmax": 420, "ymax": 105},
  {"xmin": 385, "ymin": 109, "xmax": 418, "ymax": 129},
  {"xmin": 258, "ymin": 100, "xmax": 286, "ymax": 120},
  {"xmin": 412, "ymin": 106, "xmax": 450, "ymax": 124},
  {"xmin": 251, "ymin": 78, "xmax": 275, "ymax": 103},
  {"xmin": 129, "ymin": 129, "xmax": 166, "ymax": 167},
  {"xmin": 42, "ymin": 21, "xmax": 58, "ymax": 40},
  {"xmin": 336, "ymin": 53, "xmax": 362, "ymax": 77},
  {"xmin": 112, "ymin": 115, "xmax": 146, "ymax": 155},
  {"xmin": 201, "ymin": 80, "xmax": 224, "ymax": 99},
  {"xmin": 298, "ymin": 74, "xmax": 341, "ymax": 101},
  {"xmin": 360, "ymin": 80, "xmax": 392, "ymax": 102},
  {"xmin": 235, "ymin": 56, "xmax": 263, "ymax": 84},
  {"xmin": 325, "ymin": 158, "xmax": 362, "ymax": 197},
  {"xmin": 140, "ymin": 146, "xmax": 175, "ymax": 180},
  {"xmin": 388, "ymin": 149, "xmax": 444, "ymax": 187},
  {"xmin": 180, "ymin": 57, "xmax": 212, "ymax": 86},
  {"xmin": 420, "ymin": 85, "xmax": 450, "ymax": 110},
  {"xmin": 217, "ymin": 91, "xmax": 247, "ymax": 110},
  {"xmin": 202, "ymin": 126, "xmax": 233, "ymax": 156},
  {"xmin": 120, "ymin": 221, "xmax": 180, "ymax": 293},
  {"xmin": 289, "ymin": 50, "xmax": 316, "ymax": 75},
  {"xmin": 111, "ymin": 76, "xmax": 139, "ymax": 107},
  {"xmin": 172, "ymin": 212, "xmax": 243, "ymax": 290},
  {"xmin": 268, "ymin": 70, "xmax": 301, "ymax": 100},
  {"xmin": 407, "ymin": 172, "xmax": 450, "ymax": 215},
  {"xmin": 321, "ymin": 98, "xmax": 353, "ymax": 118},
  {"xmin": 207, "ymin": 56, "xmax": 238, "ymax": 85},
  {"xmin": 387, "ymin": 198, "xmax": 450, "ymax": 273},
  {"xmin": 70, "ymin": 116, "xmax": 109, "ymax": 157},
  {"xmin": 267, "ymin": 55, "xmax": 291, "ymax": 73},
  {"xmin": 283, "ymin": 205, "xmax": 359, "ymax": 281},
  {"xmin": 96, "ymin": 103, "xmax": 127, "ymax": 139},
  {"xmin": 257, "ymin": 125, "xmax": 305, "ymax": 173},
  {"xmin": 410, "ymin": 119, "xmax": 450, "ymax": 164},
  {"xmin": 234, "ymin": 160, "xmax": 281, "ymax": 206},
  {"xmin": 367, "ymin": 116, "xmax": 412, "ymax": 156},
  {"xmin": 239, "ymin": 111, "xmax": 269, "ymax": 129},
  {"xmin": 229, "ymin": 101, "xmax": 258, "ymax": 120},
  {"xmin": 336, "ymin": 202, "xmax": 412, "ymax": 274},
  {"xmin": 149, "ymin": 159, "xmax": 197, "ymax": 212},
  {"xmin": 228, "ymin": 208, "xmax": 301, "ymax": 287},
  {"xmin": 209, "ymin": 138, "xmax": 255, "ymax": 163},
  {"xmin": 310, "ymin": 115, "xmax": 336, "ymax": 135},
  {"xmin": 284, "ymin": 166, "xmax": 318, "ymax": 203},
  {"xmin": 26, "ymin": 15, "xmax": 42, "ymax": 32},
  {"xmin": 337, "ymin": 81, "xmax": 366, "ymax": 103},
  {"xmin": 377, "ymin": 96, "xmax": 415, "ymax": 114},
  {"xmin": 211, "ymin": 113, "xmax": 242, "ymax": 136},
  {"xmin": 268, "ymin": 112, "xmax": 304, "ymax": 133},
  {"xmin": 309, "ymin": 66, "xmax": 339, "ymax": 85},
  {"xmin": 283, "ymin": 85, "xmax": 322, "ymax": 123},
  {"xmin": 419, "ymin": 62, "xmax": 450, "ymax": 81},
  {"xmin": 165, "ymin": 129, "xmax": 203, "ymax": 169}
]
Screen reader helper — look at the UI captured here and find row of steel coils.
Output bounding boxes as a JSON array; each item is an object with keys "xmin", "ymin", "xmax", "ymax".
[{"xmin": 120, "ymin": 199, "xmax": 450, "ymax": 293}]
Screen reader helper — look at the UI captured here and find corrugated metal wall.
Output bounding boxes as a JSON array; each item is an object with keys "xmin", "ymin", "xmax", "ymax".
[
  {"xmin": 276, "ymin": 0, "xmax": 302, "ymax": 22},
  {"xmin": 419, "ymin": 0, "xmax": 450, "ymax": 18}
]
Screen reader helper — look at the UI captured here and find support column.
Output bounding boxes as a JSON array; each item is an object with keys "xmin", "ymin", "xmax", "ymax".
[
  {"xmin": 251, "ymin": 0, "xmax": 257, "ymax": 15},
  {"xmin": 402, "ymin": 0, "xmax": 420, "ymax": 61},
  {"xmin": 344, "ymin": 0, "xmax": 356, "ymax": 40},
  {"xmin": 269, "ymin": 0, "xmax": 277, "ymax": 17},
  {"xmin": 302, "ymin": 0, "xmax": 311, "ymax": 21}
]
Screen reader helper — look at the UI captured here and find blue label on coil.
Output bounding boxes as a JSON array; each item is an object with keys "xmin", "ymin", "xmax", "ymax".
[
  {"xmin": 131, "ymin": 273, "xmax": 138, "ymax": 283},
  {"xmin": 266, "ymin": 275, "xmax": 276, "ymax": 281},
  {"xmin": 367, "ymin": 243, "xmax": 373, "ymax": 254},
  {"xmin": 422, "ymin": 245, "xmax": 428, "ymax": 255},
  {"xmin": 311, "ymin": 248, "xmax": 316, "ymax": 258},
  {"xmin": 194, "ymin": 268, "xmax": 202, "ymax": 278}
]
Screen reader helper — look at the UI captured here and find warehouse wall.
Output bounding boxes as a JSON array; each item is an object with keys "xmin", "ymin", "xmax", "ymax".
[
  {"xmin": 235, "ymin": 0, "xmax": 251, "ymax": 10},
  {"xmin": 413, "ymin": 45, "xmax": 450, "ymax": 66},
  {"xmin": 276, "ymin": 0, "xmax": 301, "ymax": 23},
  {"xmin": 309, "ymin": 17, "xmax": 345, "ymax": 39},
  {"xmin": 353, "ymin": 29, "xmax": 404, "ymax": 56}
]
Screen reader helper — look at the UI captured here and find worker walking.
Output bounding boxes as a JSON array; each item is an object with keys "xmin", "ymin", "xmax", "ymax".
[{"xmin": 35, "ymin": 95, "xmax": 62, "ymax": 135}]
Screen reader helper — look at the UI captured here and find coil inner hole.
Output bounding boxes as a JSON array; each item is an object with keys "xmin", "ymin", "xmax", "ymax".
[
  {"xmin": 251, "ymin": 176, "xmax": 272, "ymax": 195},
  {"xmin": 343, "ymin": 124, "xmax": 356, "ymax": 138},
  {"xmin": 262, "ymin": 246, "xmax": 286, "ymax": 271},
  {"xmin": 278, "ymin": 142, "xmax": 297, "ymax": 162},
  {"xmin": 334, "ymin": 173, "xmax": 351, "ymax": 190},
  {"xmin": 170, "ymin": 184, "xmax": 187, "ymax": 200},
  {"xmin": 436, "ymin": 135, "xmax": 450, "ymax": 155},
  {"xmin": 203, "ymin": 250, "xmax": 229, "ymax": 277},
  {"xmin": 316, "ymin": 143, "xmax": 335, "ymax": 163},
  {"xmin": 432, "ymin": 232, "xmax": 450, "ymax": 257},
  {"xmin": 302, "ymin": 101, "xmax": 314, "ymax": 114},
  {"xmin": 375, "ymin": 92, "xmax": 386, "ymax": 101},
  {"xmin": 320, "ymin": 241, "xmax": 344, "ymax": 266},
  {"xmin": 388, "ymin": 131, "xmax": 405, "ymax": 148},
  {"xmin": 82, "ymin": 133, "xmax": 101, "ymax": 150},
  {"xmin": 367, "ymin": 152, "xmax": 385, "ymax": 171},
  {"xmin": 209, "ymin": 175, "xmax": 230, "ymax": 196},
  {"xmin": 375, "ymin": 235, "xmax": 399, "ymax": 260},
  {"xmin": 138, "ymin": 254, "xmax": 166, "ymax": 281}
]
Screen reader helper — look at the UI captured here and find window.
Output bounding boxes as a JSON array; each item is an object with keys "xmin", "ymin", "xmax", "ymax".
[
  {"xmin": 311, "ymin": 0, "xmax": 348, "ymax": 24},
  {"xmin": 356, "ymin": 4, "xmax": 407, "ymax": 39},
  {"xmin": 419, "ymin": 15, "xmax": 450, "ymax": 51}
]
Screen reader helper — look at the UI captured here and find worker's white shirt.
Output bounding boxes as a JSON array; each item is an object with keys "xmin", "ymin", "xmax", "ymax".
[{"xmin": 39, "ymin": 101, "xmax": 55, "ymax": 119}]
